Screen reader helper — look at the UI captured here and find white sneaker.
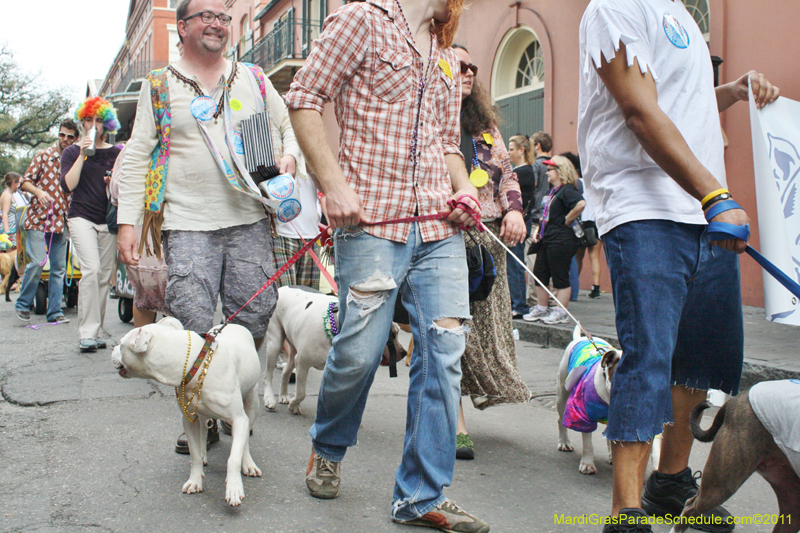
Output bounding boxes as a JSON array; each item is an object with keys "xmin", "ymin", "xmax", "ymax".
[
  {"xmin": 542, "ymin": 308, "xmax": 569, "ymax": 325},
  {"xmin": 522, "ymin": 306, "xmax": 549, "ymax": 322}
]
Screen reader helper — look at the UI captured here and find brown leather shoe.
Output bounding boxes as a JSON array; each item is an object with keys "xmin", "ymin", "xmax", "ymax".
[{"xmin": 175, "ymin": 419, "xmax": 219, "ymax": 454}]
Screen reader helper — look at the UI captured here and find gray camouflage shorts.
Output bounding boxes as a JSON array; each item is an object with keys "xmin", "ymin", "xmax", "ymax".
[{"xmin": 162, "ymin": 218, "xmax": 278, "ymax": 337}]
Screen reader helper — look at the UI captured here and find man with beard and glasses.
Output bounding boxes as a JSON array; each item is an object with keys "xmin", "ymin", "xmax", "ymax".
[
  {"xmin": 285, "ymin": 1, "xmax": 489, "ymax": 531},
  {"xmin": 15, "ymin": 118, "xmax": 79, "ymax": 324},
  {"xmin": 117, "ymin": 0, "xmax": 301, "ymax": 455}
]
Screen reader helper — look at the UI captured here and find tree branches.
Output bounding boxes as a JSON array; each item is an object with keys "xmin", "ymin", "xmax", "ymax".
[{"xmin": 0, "ymin": 45, "xmax": 73, "ymax": 155}]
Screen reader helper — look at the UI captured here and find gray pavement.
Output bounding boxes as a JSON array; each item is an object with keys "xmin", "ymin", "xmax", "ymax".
[
  {"xmin": 514, "ymin": 290, "xmax": 800, "ymax": 387},
  {"xmin": 0, "ymin": 294, "xmax": 790, "ymax": 533}
]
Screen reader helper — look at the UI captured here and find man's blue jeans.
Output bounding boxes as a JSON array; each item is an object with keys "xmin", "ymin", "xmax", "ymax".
[
  {"xmin": 15, "ymin": 230, "xmax": 68, "ymax": 322},
  {"xmin": 310, "ymin": 224, "xmax": 470, "ymax": 521},
  {"xmin": 507, "ymin": 217, "xmax": 532, "ymax": 315},
  {"xmin": 602, "ymin": 220, "xmax": 743, "ymax": 442}
]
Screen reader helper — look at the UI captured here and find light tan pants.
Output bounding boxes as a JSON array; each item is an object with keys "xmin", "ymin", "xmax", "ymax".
[{"xmin": 68, "ymin": 217, "xmax": 116, "ymax": 340}]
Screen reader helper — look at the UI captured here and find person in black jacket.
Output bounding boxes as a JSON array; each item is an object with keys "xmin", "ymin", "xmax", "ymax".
[{"xmin": 523, "ymin": 155, "xmax": 585, "ymax": 324}]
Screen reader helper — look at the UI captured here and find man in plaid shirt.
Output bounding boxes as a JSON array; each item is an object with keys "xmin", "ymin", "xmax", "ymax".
[
  {"xmin": 14, "ymin": 119, "xmax": 79, "ymax": 323},
  {"xmin": 285, "ymin": 1, "xmax": 490, "ymax": 531}
]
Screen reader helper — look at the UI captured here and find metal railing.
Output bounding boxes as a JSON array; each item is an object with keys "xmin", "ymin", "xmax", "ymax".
[
  {"xmin": 114, "ymin": 60, "xmax": 169, "ymax": 94},
  {"xmin": 241, "ymin": 18, "xmax": 321, "ymax": 73}
]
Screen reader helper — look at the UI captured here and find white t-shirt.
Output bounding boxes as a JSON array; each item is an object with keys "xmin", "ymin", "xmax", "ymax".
[
  {"xmin": 577, "ymin": 0, "xmax": 726, "ymax": 236},
  {"xmin": 578, "ymin": 178, "xmax": 596, "ymax": 222},
  {"xmin": 749, "ymin": 380, "xmax": 800, "ymax": 478},
  {"xmin": 276, "ymin": 176, "xmax": 321, "ymax": 238}
]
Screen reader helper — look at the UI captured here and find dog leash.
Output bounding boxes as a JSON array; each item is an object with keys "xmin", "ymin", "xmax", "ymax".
[
  {"xmin": 705, "ymin": 199, "xmax": 800, "ymax": 299},
  {"xmin": 37, "ymin": 207, "xmax": 56, "ymax": 267},
  {"xmin": 225, "ymin": 196, "xmax": 483, "ymax": 325},
  {"xmin": 289, "ymin": 220, "xmax": 339, "ymax": 294},
  {"xmin": 187, "ymin": 198, "xmax": 483, "ymax": 380},
  {"xmin": 480, "ymin": 224, "xmax": 600, "ymax": 348}
]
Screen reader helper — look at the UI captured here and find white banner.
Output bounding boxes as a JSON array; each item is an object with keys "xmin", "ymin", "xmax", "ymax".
[{"xmin": 749, "ymin": 91, "xmax": 800, "ymax": 325}]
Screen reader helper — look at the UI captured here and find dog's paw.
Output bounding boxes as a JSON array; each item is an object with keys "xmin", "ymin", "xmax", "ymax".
[
  {"xmin": 242, "ymin": 460, "xmax": 262, "ymax": 477},
  {"xmin": 279, "ymin": 394, "xmax": 290, "ymax": 405},
  {"xmin": 264, "ymin": 396, "xmax": 277, "ymax": 411},
  {"xmin": 182, "ymin": 477, "xmax": 203, "ymax": 494},
  {"xmin": 579, "ymin": 461, "xmax": 598, "ymax": 475},
  {"xmin": 225, "ymin": 480, "xmax": 246, "ymax": 507},
  {"xmin": 288, "ymin": 400, "xmax": 303, "ymax": 416},
  {"xmin": 558, "ymin": 442, "xmax": 574, "ymax": 452}
]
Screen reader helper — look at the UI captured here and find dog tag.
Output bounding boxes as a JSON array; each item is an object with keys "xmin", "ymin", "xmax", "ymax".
[{"xmin": 191, "ymin": 96, "xmax": 217, "ymax": 121}]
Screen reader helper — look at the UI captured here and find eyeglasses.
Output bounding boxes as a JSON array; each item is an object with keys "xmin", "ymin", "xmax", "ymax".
[
  {"xmin": 58, "ymin": 132, "xmax": 76, "ymax": 141},
  {"xmin": 460, "ymin": 61, "xmax": 478, "ymax": 76},
  {"xmin": 183, "ymin": 11, "xmax": 232, "ymax": 26}
]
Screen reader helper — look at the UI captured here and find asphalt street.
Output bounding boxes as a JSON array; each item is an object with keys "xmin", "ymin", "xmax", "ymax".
[{"xmin": 0, "ymin": 297, "xmax": 784, "ymax": 533}]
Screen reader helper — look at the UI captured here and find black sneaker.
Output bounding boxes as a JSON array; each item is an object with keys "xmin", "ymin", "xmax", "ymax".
[
  {"xmin": 602, "ymin": 508, "xmax": 652, "ymax": 532},
  {"xmin": 589, "ymin": 286, "xmax": 602, "ymax": 299},
  {"xmin": 642, "ymin": 468, "xmax": 733, "ymax": 532},
  {"xmin": 15, "ymin": 309, "xmax": 30, "ymax": 322}
]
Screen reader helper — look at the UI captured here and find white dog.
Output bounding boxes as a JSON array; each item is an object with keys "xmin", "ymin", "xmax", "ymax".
[
  {"xmin": 263, "ymin": 286, "xmax": 406, "ymax": 415},
  {"xmin": 112, "ymin": 317, "xmax": 261, "ymax": 506},
  {"xmin": 556, "ymin": 325, "xmax": 622, "ymax": 475}
]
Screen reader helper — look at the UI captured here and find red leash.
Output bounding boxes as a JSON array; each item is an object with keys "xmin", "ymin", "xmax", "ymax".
[{"xmin": 226, "ymin": 196, "xmax": 482, "ymax": 324}]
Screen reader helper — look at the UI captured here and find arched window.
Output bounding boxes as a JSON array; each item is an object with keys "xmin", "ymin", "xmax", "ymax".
[
  {"xmin": 492, "ymin": 27, "xmax": 546, "ymax": 142},
  {"xmin": 683, "ymin": 0, "xmax": 710, "ymax": 42},
  {"xmin": 515, "ymin": 40, "xmax": 545, "ymax": 91}
]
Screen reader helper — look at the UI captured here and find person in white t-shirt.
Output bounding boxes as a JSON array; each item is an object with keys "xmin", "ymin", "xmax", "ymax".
[
  {"xmin": 273, "ymin": 172, "xmax": 322, "ymax": 289},
  {"xmin": 577, "ymin": 1, "xmax": 780, "ymax": 531}
]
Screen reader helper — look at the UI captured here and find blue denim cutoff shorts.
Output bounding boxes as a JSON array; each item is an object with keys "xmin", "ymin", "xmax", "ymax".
[{"xmin": 602, "ymin": 220, "xmax": 744, "ymax": 442}]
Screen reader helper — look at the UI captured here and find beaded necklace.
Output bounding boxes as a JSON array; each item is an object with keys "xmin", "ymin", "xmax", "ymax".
[
  {"xmin": 395, "ymin": 0, "xmax": 435, "ymax": 168},
  {"xmin": 168, "ymin": 62, "xmax": 238, "ymax": 122},
  {"xmin": 323, "ymin": 302, "xmax": 339, "ymax": 341},
  {"xmin": 175, "ymin": 330, "xmax": 216, "ymax": 423}
]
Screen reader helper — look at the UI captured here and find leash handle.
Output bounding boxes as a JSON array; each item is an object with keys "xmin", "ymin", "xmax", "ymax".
[
  {"xmin": 707, "ymin": 221, "xmax": 750, "ymax": 242},
  {"xmin": 707, "ymin": 221, "xmax": 800, "ymax": 299}
]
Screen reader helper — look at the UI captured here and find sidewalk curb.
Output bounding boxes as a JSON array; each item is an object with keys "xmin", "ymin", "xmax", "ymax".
[{"xmin": 514, "ymin": 319, "xmax": 800, "ymax": 389}]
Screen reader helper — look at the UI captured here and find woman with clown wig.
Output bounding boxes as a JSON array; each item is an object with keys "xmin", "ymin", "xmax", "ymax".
[{"xmin": 61, "ymin": 96, "xmax": 122, "ymax": 353}]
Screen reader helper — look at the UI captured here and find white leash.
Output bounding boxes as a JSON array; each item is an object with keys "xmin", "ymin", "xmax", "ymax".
[{"xmin": 479, "ymin": 224, "xmax": 596, "ymax": 342}]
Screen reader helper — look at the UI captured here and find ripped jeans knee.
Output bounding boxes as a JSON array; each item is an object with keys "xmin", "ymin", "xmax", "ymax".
[{"xmin": 347, "ymin": 270, "xmax": 398, "ymax": 317}]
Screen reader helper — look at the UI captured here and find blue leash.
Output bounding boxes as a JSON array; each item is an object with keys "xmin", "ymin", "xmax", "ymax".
[{"xmin": 705, "ymin": 200, "xmax": 800, "ymax": 299}]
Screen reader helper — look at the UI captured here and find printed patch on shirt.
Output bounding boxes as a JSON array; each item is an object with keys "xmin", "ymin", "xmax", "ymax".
[
  {"xmin": 438, "ymin": 59, "xmax": 453, "ymax": 79},
  {"xmin": 663, "ymin": 14, "xmax": 690, "ymax": 49}
]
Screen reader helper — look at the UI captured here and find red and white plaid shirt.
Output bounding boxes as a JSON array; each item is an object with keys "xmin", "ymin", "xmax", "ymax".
[
  {"xmin": 284, "ymin": 0, "xmax": 462, "ymax": 243},
  {"xmin": 21, "ymin": 145, "xmax": 71, "ymax": 233}
]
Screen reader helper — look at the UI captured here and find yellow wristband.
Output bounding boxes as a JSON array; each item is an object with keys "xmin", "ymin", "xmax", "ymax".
[{"xmin": 701, "ymin": 188, "xmax": 729, "ymax": 208}]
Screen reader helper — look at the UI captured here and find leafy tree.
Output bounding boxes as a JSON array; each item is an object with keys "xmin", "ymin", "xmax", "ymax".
[
  {"xmin": 0, "ymin": 153, "xmax": 33, "ymax": 179},
  {"xmin": 0, "ymin": 45, "xmax": 74, "ymax": 159}
]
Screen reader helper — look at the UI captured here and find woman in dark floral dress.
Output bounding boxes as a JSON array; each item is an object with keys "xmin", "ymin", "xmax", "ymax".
[{"xmin": 453, "ymin": 45, "xmax": 531, "ymax": 460}]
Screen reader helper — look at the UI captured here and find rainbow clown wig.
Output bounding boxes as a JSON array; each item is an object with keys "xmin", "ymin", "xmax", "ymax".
[{"xmin": 74, "ymin": 96, "xmax": 120, "ymax": 133}]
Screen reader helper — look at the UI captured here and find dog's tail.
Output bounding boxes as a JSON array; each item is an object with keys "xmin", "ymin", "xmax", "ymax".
[{"xmin": 689, "ymin": 401, "xmax": 726, "ymax": 442}]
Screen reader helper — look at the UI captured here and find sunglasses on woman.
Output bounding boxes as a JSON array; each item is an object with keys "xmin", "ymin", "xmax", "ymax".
[{"xmin": 460, "ymin": 61, "xmax": 478, "ymax": 76}]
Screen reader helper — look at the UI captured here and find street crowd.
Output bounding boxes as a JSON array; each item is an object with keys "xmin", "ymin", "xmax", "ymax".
[{"xmin": 0, "ymin": 0, "xmax": 784, "ymax": 532}]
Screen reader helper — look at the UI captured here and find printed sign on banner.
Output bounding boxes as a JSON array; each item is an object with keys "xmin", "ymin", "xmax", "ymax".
[{"xmin": 749, "ymin": 90, "xmax": 800, "ymax": 326}]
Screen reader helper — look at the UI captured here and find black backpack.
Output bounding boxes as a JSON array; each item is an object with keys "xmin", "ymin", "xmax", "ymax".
[{"xmin": 465, "ymin": 232, "xmax": 496, "ymax": 302}]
